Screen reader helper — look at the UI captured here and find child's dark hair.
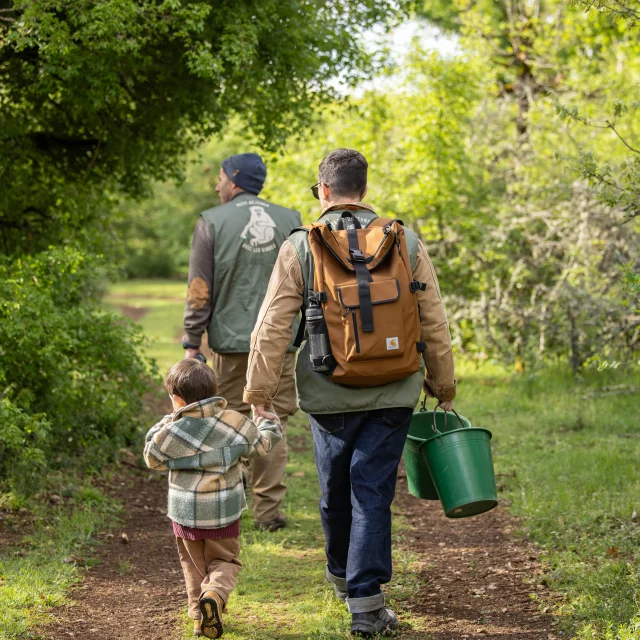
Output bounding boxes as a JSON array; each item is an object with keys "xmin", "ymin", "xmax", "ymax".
[{"xmin": 164, "ymin": 359, "xmax": 218, "ymax": 405}]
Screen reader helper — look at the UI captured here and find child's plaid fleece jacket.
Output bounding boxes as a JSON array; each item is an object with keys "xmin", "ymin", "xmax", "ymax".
[{"xmin": 143, "ymin": 397, "xmax": 281, "ymax": 529}]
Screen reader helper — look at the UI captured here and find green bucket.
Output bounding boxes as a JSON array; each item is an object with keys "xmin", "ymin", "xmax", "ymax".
[
  {"xmin": 404, "ymin": 407, "xmax": 471, "ymax": 500},
  {"xmin": 422, "ymin": 406, "xmax": 498, "ymax": 518}
]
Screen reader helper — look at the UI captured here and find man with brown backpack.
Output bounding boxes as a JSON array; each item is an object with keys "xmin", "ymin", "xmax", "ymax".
[{"xmin": 244, "ymin": 149, "xmax": 456, "ymax": 636}]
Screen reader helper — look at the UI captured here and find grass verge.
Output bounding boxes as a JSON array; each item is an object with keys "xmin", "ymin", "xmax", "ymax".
[
  {"xmin": 106, "ymin": 279, "xmax": 185, "ymax": 372},
  {"xmin": 454, "ymin": 362, "xmax": 640, "ymax": 639},
  {"xmin": 0, "ymin": 481, "xmax": 120, "ymax": 638}
]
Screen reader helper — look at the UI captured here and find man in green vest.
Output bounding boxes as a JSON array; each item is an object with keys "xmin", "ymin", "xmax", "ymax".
[
  {"xmin": 182, "ymin": 153, "xmax": 301, "ymax": 532},
  {"xmin": 243, "ymin": 149, "xmax": 456, "ymax": 636}
]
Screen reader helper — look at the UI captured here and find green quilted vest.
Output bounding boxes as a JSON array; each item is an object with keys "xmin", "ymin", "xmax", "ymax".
[
  {"xmin": 203, "ymin": 193, "xmax": 301, "ymax": 353},
  {"xmin": 288, "ymin": 208, "xmax": 425, "ymax": 415}
]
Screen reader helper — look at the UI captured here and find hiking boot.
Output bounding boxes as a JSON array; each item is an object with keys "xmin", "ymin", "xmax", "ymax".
[
  {"xmin": 199, "ymin": 591, "xmax": 224, "ymax": 639},
  {"xmin": 194, "ymin": 618, "xmax": 203, "ymax": 636},
  {"xmin": 325, "ymin": 565, "xmax": 347, "ymax": 602},
  {"xmin": 254, "ymin": 513, "xmax": 287, "ymax": 532},
  {"xmin": 332, "ymin": 583, "xmax": 348, "ymax": 602},
  {"xmin": 351, "ymin": 607, "xmax": 399, "ymax": 637}
]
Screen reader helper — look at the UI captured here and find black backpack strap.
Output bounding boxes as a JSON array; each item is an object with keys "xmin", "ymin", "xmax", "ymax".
[
  {"xmin": 334, "ymin": 210, "xmax": 363, "ymax": 230},
  {"xmin": 368, "ymin": 216, "xmax": 405, "ymax": 228},
  {"xmin": 293, "ymin": 311, "xmax": 306, "ymax": 348},
  {"xmin": 346, "ymin": 227, "xmax": 374, "ymax": 332}
]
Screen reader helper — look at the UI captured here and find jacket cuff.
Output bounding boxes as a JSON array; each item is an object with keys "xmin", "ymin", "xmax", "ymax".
[
  {"xmin": 437, "ymin": 381, "xmax": 457, "ymax": 403},
  {"xmin": 423, "ymin": 379, "xmax": 457, "ymax": 402},
  {"xmin": 243, "ymin": 388, "xmax": 271, "ymax": 406},
  {"xmin": 183, "ymin": 333, "xmax": 203, "ymax": 349}
]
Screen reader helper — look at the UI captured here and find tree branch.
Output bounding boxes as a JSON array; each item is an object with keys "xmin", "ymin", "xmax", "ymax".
[{"xmin": 606, "ymin": 120, "xmax": 640, "ymax": 154}]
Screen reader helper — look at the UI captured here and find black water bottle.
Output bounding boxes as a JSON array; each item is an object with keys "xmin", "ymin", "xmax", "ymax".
[{"xmin": 305, "ymin": 304, "xmax": 334, "ymax": 373}]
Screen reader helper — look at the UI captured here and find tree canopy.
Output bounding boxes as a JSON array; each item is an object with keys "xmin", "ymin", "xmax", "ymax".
[
  {"xmin": 0, "ymin": 0, "xmax": 399, "ymax": 254},
  {"xmin": 124, "ymin": 3, "xmax": 639, "ymax": 373}
]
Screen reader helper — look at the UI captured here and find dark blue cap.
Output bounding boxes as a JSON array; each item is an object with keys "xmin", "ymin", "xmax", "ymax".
[{"xmin": 221, "ymin": 153, "xmax": 267, "ymax": 195}]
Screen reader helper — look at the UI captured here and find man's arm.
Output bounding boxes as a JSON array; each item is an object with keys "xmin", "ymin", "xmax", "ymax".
[
  {"xmin": 413, "ymin": 240, "xmax": 457, "ymax": 407},
  {"xmin": 244, "ymin": 240, "xmax": 304, "ymax": 407},
  {"xmin": 183, "ymin": 217, "xmax": 214, "ymax": 355}
]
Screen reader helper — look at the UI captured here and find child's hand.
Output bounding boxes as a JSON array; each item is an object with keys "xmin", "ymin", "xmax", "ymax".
[{"xmin": 252, "ymin": 403, "xmax": 279, "ymax": 421}]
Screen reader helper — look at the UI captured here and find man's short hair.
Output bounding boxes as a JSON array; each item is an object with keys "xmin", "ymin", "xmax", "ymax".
[
  {"xmin": 318, "ymin": 148, "xmax": 368, "ymax": 198},
  {"xmin": 164, "ymin": 359, "xmax": 218, "ymax": 405}
]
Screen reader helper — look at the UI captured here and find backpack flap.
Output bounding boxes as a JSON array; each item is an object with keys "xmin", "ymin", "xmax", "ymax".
[
  {"xmin": 337, "ymin": 279, "xmax": 400, "ymax": 308},
  {"xmin": 336, "ymin": 278, "xmax": 405, "ymax": 362},
  {"xmin": 312, "ymin": 223, "xmax": 398, "ymax": 273}
]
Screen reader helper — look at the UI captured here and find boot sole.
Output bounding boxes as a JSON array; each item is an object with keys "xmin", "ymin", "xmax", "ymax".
[
  {"xmin": 351, "ymin": 624, "xmax": 398, "ymax": 637},
  {"xmin": 199, "ymin": 595, "xmax": 223, "ymax": 639}
]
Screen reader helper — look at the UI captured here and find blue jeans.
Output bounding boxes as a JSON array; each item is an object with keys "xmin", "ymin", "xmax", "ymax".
[{"xmin": 309, "ymin": 407, "xmax": 413, "ymax": 605}]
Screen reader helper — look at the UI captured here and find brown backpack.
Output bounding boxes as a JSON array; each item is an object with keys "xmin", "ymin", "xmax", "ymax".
[{"xmin": 296, "ymin": 211, "xmax": 426, "ymax": 387}]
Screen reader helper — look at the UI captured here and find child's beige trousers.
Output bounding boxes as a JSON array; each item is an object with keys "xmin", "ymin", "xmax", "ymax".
[{"xmin": 176, "ymin": 536, "xmax": 242, "ymax": 619}]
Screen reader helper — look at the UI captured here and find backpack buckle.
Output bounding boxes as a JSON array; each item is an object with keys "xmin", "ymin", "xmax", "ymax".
[
  {"xmin": 350, "ymin": 249, "xmax": 366, "ymax": 263},
  {"xmin": 410, "ymin": 280, "xmax": 427, "ymax": 292},
  {"xmin": 308, "ymin": 291, "xmax": 328, "ymax": 304}
]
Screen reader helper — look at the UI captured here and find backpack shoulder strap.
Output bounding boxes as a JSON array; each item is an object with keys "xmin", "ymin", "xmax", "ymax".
[
  {"xmin": 289, "ymin": 223, "xmax": 312, "ymax": 236},
  {"xmin": 289, "ymin": 223, "xmax": 322, "ymax": 348},
  {"xmin": 367, "ymin": 216, "xmax": 405, "ymax": 228}
]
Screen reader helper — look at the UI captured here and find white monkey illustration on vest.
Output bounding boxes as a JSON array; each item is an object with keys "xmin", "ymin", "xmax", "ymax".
[{"xmin": 241, "ymin": 205, "xmax": 277, "ymax": 247}]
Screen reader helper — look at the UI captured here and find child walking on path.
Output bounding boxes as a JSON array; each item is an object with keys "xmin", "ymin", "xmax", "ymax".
[{"xmin": 143, "ymin": 359, "xmax": 282, "ymax": 638}]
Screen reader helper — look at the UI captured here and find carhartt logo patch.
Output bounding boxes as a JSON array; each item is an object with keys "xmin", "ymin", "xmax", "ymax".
[{"xmin": 386, "ymin": 337, "xmax": 399, "ymax": 350}]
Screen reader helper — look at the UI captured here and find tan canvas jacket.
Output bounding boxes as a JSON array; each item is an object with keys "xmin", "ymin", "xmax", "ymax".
[{"xmin": 243, "ymin": 208, "xmax": 456, "ymax": 407}]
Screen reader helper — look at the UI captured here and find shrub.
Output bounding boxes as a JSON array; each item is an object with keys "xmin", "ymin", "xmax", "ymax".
[{"xmin": 0, "ymin": 246, "xmax": 155, "ymax": 494}]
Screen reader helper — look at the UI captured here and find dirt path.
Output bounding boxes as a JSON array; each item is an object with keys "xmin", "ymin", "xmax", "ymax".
[
  {"xmin": 395, "ymin": 472, "xmax": 556, "ymax": 639},
  {"xmin": 35, "ymin": 295, "xmax": 558, "ymax": 638},
  {"xmin": 37, "ymin": 464, "xmax": 555, "ymax": 640},
  {"xmin": 39, "ymin": 467, "xmax": 184, "ymax": 640}
]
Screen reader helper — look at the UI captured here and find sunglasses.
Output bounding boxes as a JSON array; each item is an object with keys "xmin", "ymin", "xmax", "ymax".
[{"xmin": 311, "ymin": 182, "xmax": 320, "ymax": 199}]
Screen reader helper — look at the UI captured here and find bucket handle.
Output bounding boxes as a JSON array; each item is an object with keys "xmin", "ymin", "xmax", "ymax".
[{"xmin": 432, "ymin": 403, "xmax": 467, "ymax": 435}]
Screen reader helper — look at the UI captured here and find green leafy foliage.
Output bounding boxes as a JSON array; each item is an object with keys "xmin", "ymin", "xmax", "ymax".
[
  {"xmin": 0, "ymin": 0, "xmax": 399, "ymax": 256},
  {"xmin": 118, "ymin": 29, "xmax": 639, "ymax": 371},
  {"xmin": 0, "ymin": 0, "xmax": 402, "ymax": 494},
  {"xmin": 0, "ymin": 247, "xmax": 154, "ymax": 493}
]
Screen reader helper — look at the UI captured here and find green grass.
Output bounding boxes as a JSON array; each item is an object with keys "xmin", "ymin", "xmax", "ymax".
[
  {"xmin": 106, "ymin": 279, "xmax": 186, "ymax": 371},
  {"xmin": 0, "ymin": 484, "xmax": 120, "ymax": 638},
  {"xmin": 112, "ymin": 279, "xmax": 640, "ymax": 639},
  {"xmin": 453, "ymin": 362, "xmax": 640, "ymax": 639},
  {"xmin": 4, "ymin": 279, "xmax": 635, "ymax": 639}
]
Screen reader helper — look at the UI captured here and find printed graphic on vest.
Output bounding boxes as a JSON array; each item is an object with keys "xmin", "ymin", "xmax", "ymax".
[{"xmin": 241, "ymin": 206, "xmax": 277, "ymax": 253}]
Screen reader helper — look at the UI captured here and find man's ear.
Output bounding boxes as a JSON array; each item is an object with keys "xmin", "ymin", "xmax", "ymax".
[{"xmin": 322, "ymin": 182, "xmax": 331, "ymax": 201}]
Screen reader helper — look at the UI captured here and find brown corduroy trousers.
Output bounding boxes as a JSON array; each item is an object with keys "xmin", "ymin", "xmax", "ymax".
[
  {"xmin": 176, "ymin": 536, "xmax": 243, "ymax": 619},
  {"xmin": 211, "ymin": 351, "xmax": 297, "ymax": 524}
]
